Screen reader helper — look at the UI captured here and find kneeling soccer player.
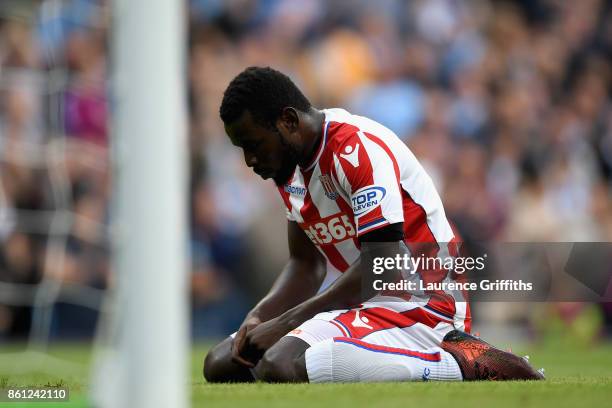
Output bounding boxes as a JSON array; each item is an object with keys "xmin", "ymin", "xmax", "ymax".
[{"xmin": 203, "ymin": 67, "xmax": 543, "ymax": 383}]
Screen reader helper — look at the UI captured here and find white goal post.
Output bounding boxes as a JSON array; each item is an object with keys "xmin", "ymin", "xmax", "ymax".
[{"xmin": 92, "ymin": 0, "xmax": 189, "ymax": 407}]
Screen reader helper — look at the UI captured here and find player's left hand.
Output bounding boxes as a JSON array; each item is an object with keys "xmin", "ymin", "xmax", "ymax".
[{"xmin": 243, "ymin": 316, "xmax": 292, "ymax": 363}]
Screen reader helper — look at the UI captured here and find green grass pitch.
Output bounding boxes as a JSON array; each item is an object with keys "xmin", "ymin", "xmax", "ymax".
[{"xmin": 0, "ymin": 341, "xmax": 611, "ymax": 407}]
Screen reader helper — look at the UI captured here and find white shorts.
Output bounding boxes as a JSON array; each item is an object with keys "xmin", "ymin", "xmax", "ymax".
[{"xmin": 283, "ymin": 300, "xmax": 468, "ymax": 350}]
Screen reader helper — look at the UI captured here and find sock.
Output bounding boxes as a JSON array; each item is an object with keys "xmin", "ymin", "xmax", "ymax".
[{"xmin": 305, "ymin": 337, "xmax": 462, "ymax": 383}]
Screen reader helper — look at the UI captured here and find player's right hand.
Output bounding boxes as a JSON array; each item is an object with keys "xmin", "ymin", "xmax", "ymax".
[{"xmin": 231, "ymin": 315, "xmax": 262, "ymax": 367}]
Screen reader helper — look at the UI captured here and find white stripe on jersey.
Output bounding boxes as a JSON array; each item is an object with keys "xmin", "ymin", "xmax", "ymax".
[
  {"xmin": 399, "ymin": 170, "xmax": 455, "ymax": 244},
  {"xmin": 331, "ymin": 154, "xmax": 352, "ymax": 203}
]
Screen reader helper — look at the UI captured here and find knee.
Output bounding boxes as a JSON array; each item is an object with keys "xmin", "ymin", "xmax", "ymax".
[
  {"xmin": 255, "ymin": 349, "xmax": 303, "ymax": 383},
  {"xmin": 203, "ymin": 340, "xmax": 256, "ymax": 383},
  {"xmin": 255, "ymin": 351, "xmax": 290, "ymax": 383},
  {"xmin": 203, "ymin": 345, "xmax": 225, "ymax": 383}
]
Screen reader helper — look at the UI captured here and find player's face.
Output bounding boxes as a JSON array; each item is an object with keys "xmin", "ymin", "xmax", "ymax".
[{"xmin": 225, "ymin": 111, "xmax": 298, "ymax": 186}]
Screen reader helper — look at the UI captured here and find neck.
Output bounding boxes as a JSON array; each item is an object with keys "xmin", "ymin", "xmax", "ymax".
[{"xmin": 298, "ymin": 107, "xmax": 326, "ymax": 168}]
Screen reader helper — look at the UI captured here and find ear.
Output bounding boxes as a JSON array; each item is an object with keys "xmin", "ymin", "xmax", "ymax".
[{"xmin": 277, "ymin": 107, "xmax": 300, "ymax": 134}]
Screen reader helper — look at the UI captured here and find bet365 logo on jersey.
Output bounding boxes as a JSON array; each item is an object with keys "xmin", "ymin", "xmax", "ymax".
[
  {"xmin": 352, "ymin": 186, "xmax": 386, "ymax": 216},
  {"xmin": 301, "ymin": 214, "xmax": 356, "ymax": 245}
]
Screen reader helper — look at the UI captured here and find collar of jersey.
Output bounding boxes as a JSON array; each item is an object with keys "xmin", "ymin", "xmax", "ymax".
[{"xmin": 301, "ymin": 121, "xmax": 330, "ymax": 172}]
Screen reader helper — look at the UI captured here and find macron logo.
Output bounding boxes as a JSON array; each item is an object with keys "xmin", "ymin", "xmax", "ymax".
[
  {"xmin": 340, "ymin": 144, "xmax": 360, "ymax": 167},
  {"xmin": 351, "ymin": 309, "xmax": 373, "ymax": 329}
]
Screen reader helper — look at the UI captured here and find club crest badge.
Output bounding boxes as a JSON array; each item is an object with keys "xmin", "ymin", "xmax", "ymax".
[{"xmin": 319, "ymin": 174, "xmax": 338, "ymax": 200}]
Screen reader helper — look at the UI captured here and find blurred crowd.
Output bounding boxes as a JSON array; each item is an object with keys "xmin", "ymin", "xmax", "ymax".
[{"xmin": 0, "ymin": 0, "xmax": 611, "ymax": 341}]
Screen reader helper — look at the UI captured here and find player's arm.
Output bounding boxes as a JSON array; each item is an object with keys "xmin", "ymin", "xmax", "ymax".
[
  {"xmin": 277, "ymin": 223, "xmax": 403, "ymax": 327},
  {"xmin": 245, "ymin": 220, "xmax": 326, "ymax": 323},
  {"xmin": 231, "ymin": 221, "xmax": 325, "ymax": 366},
  {"xmin": 240, "ymin": 224, "xmax": 403, "ymax": 363}
]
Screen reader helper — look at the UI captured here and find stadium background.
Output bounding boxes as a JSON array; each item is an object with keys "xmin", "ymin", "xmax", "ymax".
[{"xmin": 0, "ymin": 0, "xmax": 611, "ymax": 349}]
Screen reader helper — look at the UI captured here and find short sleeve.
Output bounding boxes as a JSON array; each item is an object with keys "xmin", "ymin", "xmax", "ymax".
[{"xmin": 333, "ymin": 131, "xmax": 404, "ymax": 236}]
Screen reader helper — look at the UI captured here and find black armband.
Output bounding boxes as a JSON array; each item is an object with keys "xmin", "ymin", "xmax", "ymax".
[{"xmin": 359, "ymin": 222, "xmax": 404, "ymax": 243}]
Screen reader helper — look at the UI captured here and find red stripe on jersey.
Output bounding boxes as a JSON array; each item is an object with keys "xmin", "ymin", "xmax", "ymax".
[
  {"xmin": 299, "ymin": 169, "xmax": 350, "ymax": 272},
  {"xmin": 448, "ymin": 222, "xmax": 462, "ymax": 258},
  {"xmin": 362, "ymin": 132, "xmax": 401, "ymax": 183},
  {"xmin": 401, "ymin": 189, "xmax": 440, "ymax": 254}
]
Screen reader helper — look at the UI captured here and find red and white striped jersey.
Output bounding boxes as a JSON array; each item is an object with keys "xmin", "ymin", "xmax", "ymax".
[{"xmin": 276, "ymin": 109, "xmax": 468, "ymax": 328}]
